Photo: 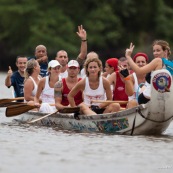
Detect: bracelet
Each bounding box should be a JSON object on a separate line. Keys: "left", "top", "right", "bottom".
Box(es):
{"left": 81, "top": 39, "right": 87, "bottom": 42}
{"left": 124, "top": 76, "right": 131, "bottom": 81}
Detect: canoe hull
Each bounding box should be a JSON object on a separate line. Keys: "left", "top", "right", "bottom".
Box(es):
{"left": 13, "top": 69, "right": 173, "bottom": 135}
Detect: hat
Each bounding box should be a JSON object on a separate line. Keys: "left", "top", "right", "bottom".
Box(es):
{"left": 68, "top": 60, "right": 79, "bottom": 67}
{"left": 48, "top": 60, "right": 61, "bottom": 68}
{"left": 106, "top": 58, "right": 118, "bottom": 71}
{"left": 133, "top": 53, "right": 149, "bottom": 62}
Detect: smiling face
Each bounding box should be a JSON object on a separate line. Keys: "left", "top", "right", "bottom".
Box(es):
{"left": 135, "top": 56, "right": 147, "bottom": 67}
{"left": 153, "top": 44, "right": 167, "bottom": 59}
{"left": 49, "top": 65, "right": 61, "bottom": 76}
{"left": 16, "top": 57, "right": 27, "bottom": 73}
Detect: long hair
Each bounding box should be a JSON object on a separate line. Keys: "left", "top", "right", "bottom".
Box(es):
{"left": 84, "top": 57, "right": 102, "bottom": 77}
{"left": 25, "top": 59, "right": 38, "bottom": 80}
{"left": 153, "top": 40, "right": 171, "bottom": 57}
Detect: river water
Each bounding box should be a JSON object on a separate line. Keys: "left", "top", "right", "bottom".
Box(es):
{"left": 0, "top": 72, "right": 173, "bottom": 173}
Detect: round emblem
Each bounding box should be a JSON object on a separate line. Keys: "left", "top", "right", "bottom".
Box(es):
{"left": 152, "top": 72, "right": 171, "bottom": 93}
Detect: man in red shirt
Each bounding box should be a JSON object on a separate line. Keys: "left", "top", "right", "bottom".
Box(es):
{"left": 54, "top": 60, "right": 83, "bottom": 111}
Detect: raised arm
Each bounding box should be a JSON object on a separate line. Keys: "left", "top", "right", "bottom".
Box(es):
{"left": 118, "top": 66, "right": 134, "bottom": 96}
{"left": 125, "top": 43, "right": 162, "bottom": 75}
{"left": 76, "top": 25, "right": 87, "bottom": 66}
{"left": 5, "top": 66, "right": 13, "bottom": 87}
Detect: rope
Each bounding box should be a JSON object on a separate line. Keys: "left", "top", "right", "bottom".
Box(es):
{"left": 137, "top": 108, "right": 173, "bottom": 123}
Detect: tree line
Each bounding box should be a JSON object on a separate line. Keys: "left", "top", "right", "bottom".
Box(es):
{"left": 1, "top": 0, "right": 173, "bottom": 71}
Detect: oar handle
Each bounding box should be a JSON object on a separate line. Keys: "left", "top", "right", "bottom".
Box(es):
{"left": 91, "top": 100, "right": 128, "bottom": 105}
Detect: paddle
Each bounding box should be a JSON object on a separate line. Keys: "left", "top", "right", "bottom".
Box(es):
{"left": 91, "top": 100, "right": 128, "bottom": 105}
{"left": 0, "top": 97, "right": 24, "bottom": 105}
{"left": 0, "top": 101, "right": 23, "bottom": 108}
{"left": 28, "top": 107, "right": 80, "bottom": 123}
{"left": 6, "top": 103, "right": 38, "bottom": 117}
{"left": 6, "top": 103, "right": 81, "bottom": 117}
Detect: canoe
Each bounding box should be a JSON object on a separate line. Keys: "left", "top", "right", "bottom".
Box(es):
{"left": 13, "top": 69, "right": 173, "bottom": 135}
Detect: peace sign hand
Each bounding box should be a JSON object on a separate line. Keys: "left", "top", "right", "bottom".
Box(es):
{"left": 125, "top": 43, "right": 135, "bottom": 58}
{"left": 76, "top": 25, "right": 87, "bottom": 40}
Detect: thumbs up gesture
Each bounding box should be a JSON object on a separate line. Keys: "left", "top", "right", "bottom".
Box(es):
{"left": 7, "top": 66, "right": 13, "bottom": 77}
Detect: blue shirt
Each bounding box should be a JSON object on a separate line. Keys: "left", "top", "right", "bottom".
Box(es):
{"left": 28, "top": 57, "right": 48, "bottom": 77}
{"left": 10, "top": 71, "right": 25, "bottom": 98}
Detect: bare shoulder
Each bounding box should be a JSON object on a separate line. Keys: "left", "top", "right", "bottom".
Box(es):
{"left": 24, "top": 78, "right": 33, "bottom": 87}
{"left": 152, "top": 58, "right": 162, "bottom": 63}
{"left": 102, "top": 76, "right": 110, "bottom": 85}
{"left": 107, "top": 72, "right": 116, "bottom": 83}
{"left": 38, "top": 77, "right": 46, "bottom": 87}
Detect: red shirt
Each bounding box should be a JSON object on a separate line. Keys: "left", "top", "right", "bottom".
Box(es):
{"left": 113, "top": 72, "right": 128, "bottom": 107}
{"left": 61, "top": 78, "right": 83, "bottom": 106}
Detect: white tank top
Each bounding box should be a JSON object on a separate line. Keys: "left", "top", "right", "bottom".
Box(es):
{"left": 29, "top": 76, "right": 41, "bottom": 96}
{"left": 83, "top": 76, "right": 106, "bottom": 106}
{"left": 41, "top": 76, "right": 61, "bottom": 104}
{"left": 128, "top": 73, "right": 144, "bottom": 101}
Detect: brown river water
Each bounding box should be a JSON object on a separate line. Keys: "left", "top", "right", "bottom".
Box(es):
{"left": 0, "top": 72, "right": 173, "bottom": 173}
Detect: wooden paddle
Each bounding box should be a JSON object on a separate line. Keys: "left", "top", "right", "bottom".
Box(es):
{"left": 6, "top": 103, "right": 80, "bottom": 117}
{"left": 28, "top": 107, "right": 80, "bottom": 123}
{"left": 6, "top": 103, "right": 38, "bottom": 117}
{"left": 91, "top": 100, "right": 128, "bottom": 105}
{"left": 0, "top": 97, "right": 24, "bottom": 105}
{"left": 0, "top": 101, "right": 23, "bottom": 108}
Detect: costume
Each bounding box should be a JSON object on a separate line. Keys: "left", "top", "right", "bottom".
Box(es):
{"left": 83, "top": 76, "right": 106, "bottom": 106}
{"left": 9, "top": 71, "right": 24, "bottom": 99}
{"left": 61, "top": 78, "right": 83, "bottom": 106}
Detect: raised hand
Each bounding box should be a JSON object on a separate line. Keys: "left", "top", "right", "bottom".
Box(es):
{"left": 118, "top": 65, "right": 129, "bottom": 78}
{"left": 76, "top": 25, "right": 87, "bottom": 40}
{"left": 7, "top": 66, "right": 13, "bottom": 77}
{"left": 125, "top": 43, "right": 135, "bottom": 58}
{"left": 41, "top": 55, "right": 48, "bottom": 62}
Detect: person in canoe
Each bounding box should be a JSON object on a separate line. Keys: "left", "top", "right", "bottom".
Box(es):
{"left": 24, "top": 59, "right": 42, "bottom": 102}
{"left": 5, "top": 55, "right": 28, "bottom": 101}
{"left": 125, "top": 40, "right": 172, "bottom": 104}
{"left": 34, "top": 60, "right": 62, "bottom": 113}
{"left": 54, "top": 60, "right": 83, "bottom": 111}
{"left": 68, "top": 57, "right": 120, "bottom": 115}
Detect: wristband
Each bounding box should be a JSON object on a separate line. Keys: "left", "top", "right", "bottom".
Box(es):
{"left": 124, "top": 76, "right": 131, "bottom": 81}
{"left": 81, "top": 39, "right": 87, "bottom": 42}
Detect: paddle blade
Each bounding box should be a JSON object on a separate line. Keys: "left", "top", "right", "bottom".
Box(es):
{"left": 0, "top": 97, "right": 24, "bottom": 104}
{"left": 6, "top": 104, "right": 36, "bottom": 117}
{"left": 0, "top": 102, "right": 23, "bottom": 108}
